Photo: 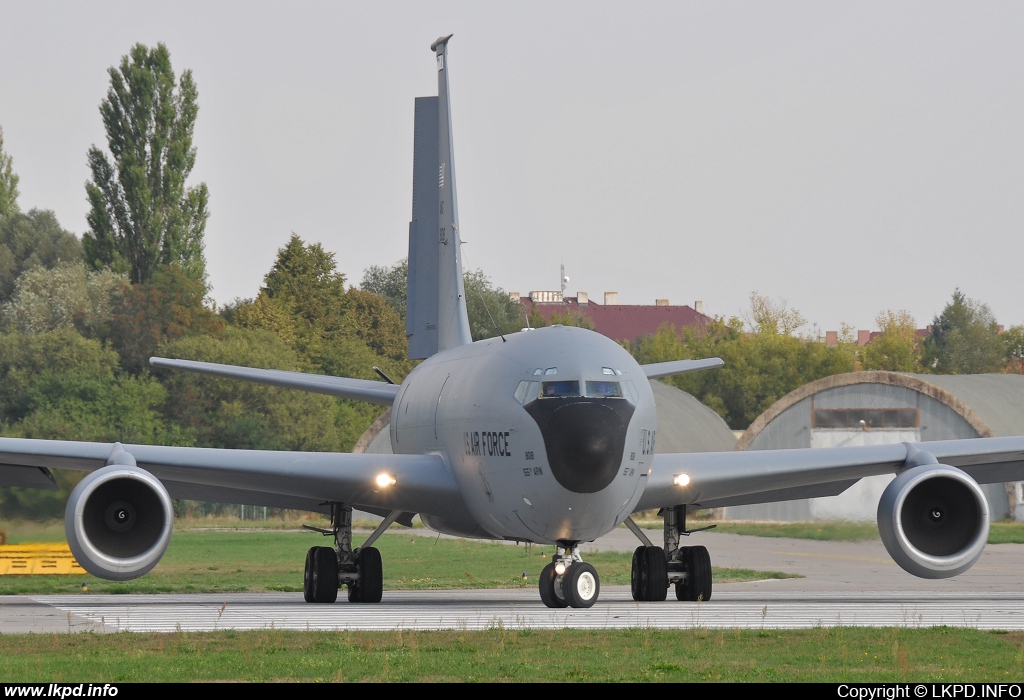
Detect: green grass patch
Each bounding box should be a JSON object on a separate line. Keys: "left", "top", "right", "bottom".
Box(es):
{"left": 0, "top": 627, "right": 1020, "bottom": 682}
{"left": 636, "top": 519, "right": 1024, "bottom": 545}
{"left": 0, "top": 528, "right": 795, "bottom": 595}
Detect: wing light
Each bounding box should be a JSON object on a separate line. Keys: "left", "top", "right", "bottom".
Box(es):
{"left": 375, "top": 473, "right": 397, "bottom": 488}
{"left": 674, "top": 474, "right": 691, "bottom": 487}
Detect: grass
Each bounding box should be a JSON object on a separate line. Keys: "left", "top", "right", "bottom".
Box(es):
{"left": 0, "top": 524, "right": 796, "bottom": 595}
{"left": 632, "top": 517, "right": 1024, "bottom": 544}
{"left": 0, "top": 627, "right": 1021, "bottom": 681}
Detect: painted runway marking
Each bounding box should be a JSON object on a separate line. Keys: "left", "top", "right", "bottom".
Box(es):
{"left": 32, "top": 590, "right": 1024, "bottom": 632}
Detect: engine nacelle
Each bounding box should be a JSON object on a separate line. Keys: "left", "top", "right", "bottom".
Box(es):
{"left": 65, "top": 465, "right": 173, "bottom": 581}
{"left": 877, "top": 464, "right": 989, "bottom": 579}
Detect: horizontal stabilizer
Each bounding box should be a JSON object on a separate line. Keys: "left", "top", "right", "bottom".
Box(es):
{"left": 150, "top": 358, "right": 400, "bottom": 405}
{"left": 642, "top": 357, "right": 724, "bottom": 379}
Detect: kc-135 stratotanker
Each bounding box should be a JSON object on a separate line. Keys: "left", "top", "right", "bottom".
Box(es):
{"left": 3, "top": 36, "right": 1024, "bottom": 607}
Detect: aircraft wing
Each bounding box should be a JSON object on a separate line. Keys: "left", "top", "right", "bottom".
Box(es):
{"left": 637, "top": 436, "right": 1024, "bottom": 511}
{"left": 150, "top": 357, "right": 400, "bottom": 405}
{"left": 642, "top": 358, "right": 724, "bottom": 379}
{"left": 0, "top": 437, "right": 462, "bottom": 518}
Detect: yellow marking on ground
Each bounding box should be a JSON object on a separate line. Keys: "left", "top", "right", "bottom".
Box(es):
{"left": 0, "top": 543, "right": 86, "bottom": 575}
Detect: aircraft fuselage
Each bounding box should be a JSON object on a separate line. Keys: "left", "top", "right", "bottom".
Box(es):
{"left": 391, "top": 325, "right": 656, "bottom": 544}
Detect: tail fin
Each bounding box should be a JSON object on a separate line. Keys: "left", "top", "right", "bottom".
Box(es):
{"left": 406, "top": 34, "right": 472, "bottom": 359}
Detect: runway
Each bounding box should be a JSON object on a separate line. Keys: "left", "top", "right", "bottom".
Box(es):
{"left": 5, "top": 589, "right": 1024, "bottom": 633}
{"left": 3, "top": 531, "right": 1023, "bottom": 633}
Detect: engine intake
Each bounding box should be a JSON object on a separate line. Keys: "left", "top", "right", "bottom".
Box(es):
{"left": 65, "top": 465, "right": 173, "bottom": 581}
{"left": 877, "top": 464, "right": 989, "bottom": 579}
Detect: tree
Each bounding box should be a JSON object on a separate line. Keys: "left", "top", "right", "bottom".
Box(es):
{"left": 630, "top": 315, "right": 856, "bottom": 430}
{"left": 463, "top": 269, "right": 524, "bottom": 341}
{"left": 83, "top": 43, "right": 209, "bottom": 285}
{"left": 360, "top": 258, "right": 526, "bottom": 341}
{"left": 1002, "top": 325, "right": 1024, "bottom": 374}
{"left": 158, "top": 328, "right": 350, "bottom": 451}
{"left": 1, "top": 262, "right": 124, "bottom": 337}
{"left": 361, "top": 259, "right": 408, "bottom": 319}
{"left": 745, "top": 291, "right": 806, "bottom": 336}
{"left": 0, "top": 328, "right": 180, "bottom": 519}
{"left": 0, "top": 126, "right": 19, "bottom": 218}
{"left": 234, "top": 235, "right": 411, "bottom": 372}
{"left": 107, "top": 264, "right": 223, "bottom": 374}
{"left": 922, "top": 290, "right": 1004, "bottom": 374}
{"left": 862, "top": 309, "right": 922, "bottom": 372}
{"left": 0, "top": 209, "right": 83, "bottom": 304}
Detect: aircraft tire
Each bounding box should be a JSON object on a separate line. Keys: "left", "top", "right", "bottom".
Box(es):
{"left": 639, "top": 546, "right": 668, "bottom": 601}
{"left": 676, "top": 545, "right": 712, "bottom": 602}
{"left": 311, "top": 546, "right": 338, "bottom": 603}
{"left": 565, "top": 562, "right": 600, "bottom": 608}
{"left": 350, "top": 547, "right": 383, "bottom": 603}
{"left": 539, "top": 562, "right": 568, "bottom": 608}
{"left": 303, "top": 546, "right": 317, "bottom": 603}
{"left": 630, "top": 546, "right": 645, "bottom": 601}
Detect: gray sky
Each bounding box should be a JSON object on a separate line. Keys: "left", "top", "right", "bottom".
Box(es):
{"left": 1, "top": 1, "right": 1022, "bottom": 335}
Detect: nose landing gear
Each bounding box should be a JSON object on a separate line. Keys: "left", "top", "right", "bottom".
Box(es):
{"left": 538, "top": 544, "right": 600, "bottom": 608}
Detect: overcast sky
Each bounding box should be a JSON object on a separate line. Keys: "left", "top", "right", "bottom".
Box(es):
{"left": 1, "top": 1, "right": 1022, "bottom": 334}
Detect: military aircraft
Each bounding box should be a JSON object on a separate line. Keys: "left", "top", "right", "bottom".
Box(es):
{"left": 3, "top": 35, "right": 1024, "bottom": 609}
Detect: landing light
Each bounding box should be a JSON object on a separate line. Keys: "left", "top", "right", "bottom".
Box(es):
{"left": 375, "top": 473, "right": 397, "bottom": 488}
{"left": 674, "top": 473, "right": 691, "bottom": 487}
{"left": 554, "top": 562, "right": 566, "bottom": 576}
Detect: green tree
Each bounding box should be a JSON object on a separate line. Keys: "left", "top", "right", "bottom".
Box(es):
{"left": 0, "top": 209, "right": 83, "bottom": 304}
{"left": 360, "top": 258, "right": 526, "bottom": 341}
{"left": 107, "top": 265, "right": 223, "bottom": 374}
{"left": 83, "top": 43, "right": 209, "bottom": 285}
{"left": 631, "top": 312, "right": 855, "bottom": 430}
{"left": 745, "top": 291, "right": 806, "bottom": 336}
{"left": 1002, "top": 325, "right": 1024, "bottom": 374}
{"left": 158, "top": 328, "right": 354, "bottom": 451}
{"left": 922, "top": 290, "right": 1005, "bottom": 374}
{"left": 862, "top": 310, "right": 922, "bottom": 372}
{"left": 0, "top": 126, "right": 19, "bottom": 218}
{"left": 548, "top": 306, "right": 596, "bottom": 331}
{"left": 464, "top": 269, "right": 524, "bottom": 341}
{"left": 1, "top": 262, "right": 125, "bottom": 337}
{"left": 0, "top": 328, "right": 180, "bottom": 519}
{"left": 361, "top": 259, "right": 408, "bottom": 318}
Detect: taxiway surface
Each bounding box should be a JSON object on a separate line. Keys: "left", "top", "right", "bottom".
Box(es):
{"left": 3, "top": 531, "right": 1022, "bottom": 633}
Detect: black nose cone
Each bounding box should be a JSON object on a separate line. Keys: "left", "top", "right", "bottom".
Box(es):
{"left": 525, "top": 398, "right": 635, "bottom": 493}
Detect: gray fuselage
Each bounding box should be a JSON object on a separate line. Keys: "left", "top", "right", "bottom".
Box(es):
{"left": 390, "top": 325, "right": 657, "bottom": 544}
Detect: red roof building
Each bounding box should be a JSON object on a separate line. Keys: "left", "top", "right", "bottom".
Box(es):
{"left": 514, "top": 290, "right": 712, "bottom": 343}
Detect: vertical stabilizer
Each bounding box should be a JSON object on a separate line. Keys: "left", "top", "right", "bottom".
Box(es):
{"left": 407, "top": 35, "right": 472, "bottom": 359}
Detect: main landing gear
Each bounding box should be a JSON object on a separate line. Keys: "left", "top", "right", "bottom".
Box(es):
{"left": 538, "top": 543, "right": 600, "bottom": 608}
{"left": 626, "top": 505, "right": 713, "bottom": 602}
{"left": 303, "top": 503, "right": 398, "bottom": 604}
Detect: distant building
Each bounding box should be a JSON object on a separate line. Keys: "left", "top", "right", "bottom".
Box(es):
{"left": 512, "top": 290, "right": 712, "bottom": 343}
{"left": 727, "top": 371, "right": 1024, "bottom": 522}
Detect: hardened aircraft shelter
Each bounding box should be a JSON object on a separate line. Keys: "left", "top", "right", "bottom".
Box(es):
{"left": 726, "top": 372, "right": 1024, "bottom": 522}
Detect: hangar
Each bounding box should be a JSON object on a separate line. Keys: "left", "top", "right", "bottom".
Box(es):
{"left": 726, "top": 371, "right": 1024, "bottom": 522}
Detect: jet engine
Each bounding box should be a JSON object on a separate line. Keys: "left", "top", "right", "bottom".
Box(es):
{"left": 65, "top": 464, "right": 173, "bottom": 581}
{"left": 877, "top": 464, "right": 989, "bottom": 579}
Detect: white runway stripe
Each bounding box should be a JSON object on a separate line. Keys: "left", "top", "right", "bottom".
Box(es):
{"left": 34, "top": 589, "right": 1024, "bottom": 633}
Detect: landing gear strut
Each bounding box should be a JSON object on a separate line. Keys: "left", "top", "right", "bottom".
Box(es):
{"left": 627, "top": 505, "right": 713, "bottom": 602}
{"left": 303, "top": 503, "right": 398, "bottom": 604}
{"left": 538, "top": 543, "right": 600, "bottom": 608}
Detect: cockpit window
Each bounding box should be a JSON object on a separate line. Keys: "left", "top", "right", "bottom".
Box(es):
{"left": 543, "top": 367, "right": 558, "bottom": 376}
{"left": 585, "top": 380, "right": 622, "bottom": 398}
{"left": 541, "top": 380, "right": 580, "bottom": 398}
